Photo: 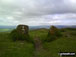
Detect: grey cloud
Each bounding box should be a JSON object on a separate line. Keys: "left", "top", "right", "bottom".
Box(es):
{"left": 1, "top": 0, "right": 76, "bottom": 16}
{"left": 0, "top": 0, "right": 76, "bottom": 26}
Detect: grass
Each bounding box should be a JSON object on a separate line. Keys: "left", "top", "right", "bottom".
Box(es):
{"left": 0, "top": 32, "right": 34, "bottom": 57}
{"left": 29, "top": 28, "right": 48, "bottom": 42}
{"left": 0, "top": 28, "right": 76, "bottom": 57}
{"left": 0, "top": 29, "right": 13, "bottom": 32}
{"left": 41, "top": 37, "right": 76, "bottom": 57}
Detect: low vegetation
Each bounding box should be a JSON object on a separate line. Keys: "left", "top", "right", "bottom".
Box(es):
{"left": 10, "top": 29, "right": 30, "bottom": 41}
{"left": 0, "top": 26, "right": 76, "bottom": 57}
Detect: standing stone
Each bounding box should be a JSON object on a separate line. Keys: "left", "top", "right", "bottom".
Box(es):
{"left": 16, "top": 25, "right": 29, "bottom": 34}
{"left": 46, "top": 26, "right": 62, "bottom": 42}
{"left": 10, "top": 24, "right": 30, "bottom": 41}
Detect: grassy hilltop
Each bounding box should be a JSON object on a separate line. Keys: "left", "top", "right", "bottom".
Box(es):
{"left": 0, "top": 28, "right": 76, "bottom": 57}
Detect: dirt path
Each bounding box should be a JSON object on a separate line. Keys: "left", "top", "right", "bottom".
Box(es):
{"left": 33, "top": 35, "right": 43, "bottom": 57}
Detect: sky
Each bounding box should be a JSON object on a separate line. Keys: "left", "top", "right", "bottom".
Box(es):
{"left": 0, "top": 0, "right": 76, "bottom": 26}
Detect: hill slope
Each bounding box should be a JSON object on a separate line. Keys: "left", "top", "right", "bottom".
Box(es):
{"left": 0, "top": 28, "right": 76, "bottom": 57}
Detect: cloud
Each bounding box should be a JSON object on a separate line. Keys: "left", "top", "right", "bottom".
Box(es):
{"left": 0, "top": 0, "right": 76, "bottom": 26}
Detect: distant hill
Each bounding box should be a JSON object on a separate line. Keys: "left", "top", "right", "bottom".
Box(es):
{"left": 29, "top": 25, "right": 76, "bottom": 30}
{"left": 0, "top": 29, "right": 13, "bottom": 32}
{"left": 0, "top": 25, "right": 76, "bottom": 30}
{"left": 0, "top": 26, "right": 16, "bottom": 29}
{"left": 55, "top": 25, "right": 76, "bottom": 28}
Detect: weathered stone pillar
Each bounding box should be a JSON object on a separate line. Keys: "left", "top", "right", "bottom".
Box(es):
{"left": 16, "top": 25, "right": 29, "bottom": 34}
{"left": 46, "top": 26, "right": 62, "bottom": 42}
{"left": 10, "top": 24, "right": 30, "bottom": 41}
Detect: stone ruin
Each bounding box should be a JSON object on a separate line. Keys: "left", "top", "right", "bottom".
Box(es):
{"left": 10, "top": 24, "right": 30, "bottom": 41}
